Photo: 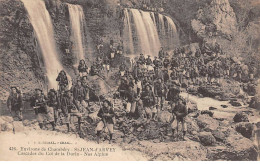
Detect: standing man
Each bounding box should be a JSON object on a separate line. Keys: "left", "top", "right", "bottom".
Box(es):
{"left": 141, "top": 85, "right": 155, "bottom": 122}
{"left": 154, "top": 78, "right": 167, "bottom": 114}
{"left": 60, "top": 90, "right": 83, "bottom": 133}
{"left": 7, "top": 86, "right": 23, "bottom": 121}
{"left": 31, "top": 89, "right": 56, "bottom": 130}
{"left": 78, "top": 59, "right": 88, "bottom": 77}
{"left": 56, "top": 70, "right": 69, "bottom": 91}
{"left": 96, "top": 99, "right": 115, "bottom": 144}
{"left": 47, "top": 89, "right": 60, "bottom": 124}
{"left": 171, "top": 97, "right": 188, "bottom": 140}
{"left": 72, "top": 80, "right": 87, "bottom": 113}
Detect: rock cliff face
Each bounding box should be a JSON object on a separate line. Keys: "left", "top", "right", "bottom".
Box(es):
{"left": 191, "top": 0, "right": 237, "bottom": 39}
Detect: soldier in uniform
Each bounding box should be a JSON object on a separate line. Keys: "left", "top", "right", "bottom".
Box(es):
{"left": 140, "top": 84, "right": 155, "bottom": 122}
{"left": 60, "top": 90, "right": 83, "bottom": 132}
{"left": 78, "top": 59, "right": 88, "bottom": 77}
{"left": 56, "top": 70, "right": 69, "bottom": 91}
{"left": 158, "top": 47, "right": 165, "bottom": 59}
{"left": 96, "top": 99, "right": 115, "bottom": 144}
{"left": 47, "top": 89, "right": 60, "bottom": 124}
{"left": 154, "top": 78, "right": 167, "bottom": 114}
{"left": 72, "top": 80, "right": 88, "bottom": 113}
{"left": 31, "top": 89, "right": 55, "bottom": 130}
{"left": 7, "top": 86, "right": 23, "bottom": 121}
{"left": 171, "top": 97, "right": 188, "bottom": 140}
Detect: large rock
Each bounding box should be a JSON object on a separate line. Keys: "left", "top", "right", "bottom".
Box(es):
{"left": 198, "top": 132, "right": 216, "bottom": 146}
{"left": 196, "top": 115, "right": 219, "bottom": 132}
{"left": 233, "top": 112, "right": 249, "bottom": 123}
{"left": 224, "top": 133, "right": 258, "bottom": 160}
{"left": 212, "top": 130, "right": 226, "bottom": 142}
{"left": 235, "top": 122, "right": 254, "bottom": 139}
{"left": 134, "top": 140, "right": 208, "bottom": 161}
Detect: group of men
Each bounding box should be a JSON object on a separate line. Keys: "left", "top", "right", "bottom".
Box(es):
{"left": 6, "top": 43, "right": 257, "bottom": 143}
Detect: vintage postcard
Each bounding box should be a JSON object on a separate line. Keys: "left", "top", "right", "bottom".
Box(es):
{"left": 0, "top": 0, "right": 259, "bottom": 161}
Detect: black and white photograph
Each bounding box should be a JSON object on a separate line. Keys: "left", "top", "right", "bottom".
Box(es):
{"left": 0, "top": 0, "right": 259, "bottom": 161}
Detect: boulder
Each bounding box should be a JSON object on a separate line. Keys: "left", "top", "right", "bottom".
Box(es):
{"left": 212, "top": 130, "right": 226, "bottom": 142}
{"left": 158, "top": 111, "right": 173, "bottom": 124}
{"left": 220, "top": 105, "right": 228, "bottom": 108}
{"left": 209, "top": 107, "right": 217, "bottom": 110}
{"left": 233, "top": 112, "right": 249, "bottom": 123}
{"left": 224, "top": 133, "right": 258, "bottom": 160}
{"left": 230, "top": 100, "right": 242, "bottom": 107}
{"left": 235, "top": 122, "right": 254, "bottom": 139}
{"left": 201, "top": 110, "right": 214, "bottom": 117}
{"left": 198, "top": 132, "right": 216, "bottom": 146}
{"left": 186, "top": 116, "right": 200, "bottom": 134}
{"left": 196, "top": 115, "right": 219, "bottom": 132}
{"left": 187, "top": 101, "right": 198, "bottom": 113}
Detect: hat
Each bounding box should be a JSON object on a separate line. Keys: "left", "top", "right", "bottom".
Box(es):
{"left": 35, "top": 88, "right": 42, "bottom": 92}
{"left": 10, "top": 86, "right": 17, "bottom": 90}
{"left": 103, "top": 99, "right": 112, "bottom": 106}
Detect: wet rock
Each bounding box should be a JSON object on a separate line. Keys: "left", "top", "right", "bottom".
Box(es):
{"left": 158, "top": 111, "right": 173, "bottom": 124}
{"left": 196, "top": 115, "right": 219, "bottom": 132}
{"left": 230, "top": 100, "right": 242, "bottom": 107}
{"left": 186, "top": 116, "right": 200, "bottom": 134}
{"left": 233, "top": 112, "right": 249, "bottom": 123}
{"left": 235, "top": 122, "right": 254, "bottom": 139}
{"left": 220, "top": 105, "right": 228, "bottom": 108}
{"left": 209, "top": 107, "right": 217, "bottom": 110}
{"left": 200, "top": 110, "right": 214, "bottom": 117}
{"left": 224, "top": 133, "right": 258, "bottom": 160}
{"left": 187, "top": 101, "right": 198, "bottom": 113}
{"left": 136, "top": 140, "right": 208, "bottom": 161}
{"left": 198, "top": 132, "right": 216, "bottom": 146}
{"left": 212, "top": 130, "right": 226, "bottom": 142}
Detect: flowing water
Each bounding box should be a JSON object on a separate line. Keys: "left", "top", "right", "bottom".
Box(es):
{"left": 123, "top": 8, "right": 179, "bottom": 57}
{"left": 21, "top": 0, "right": 65, "bottom": 89}
{"left": 67, "top": 4, "right": 85, "bottom": 63}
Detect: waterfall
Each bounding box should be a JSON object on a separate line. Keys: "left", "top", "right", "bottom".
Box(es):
{"left": 67, "top": 4, "right": 85, "bottom": 63}
{"left": 140, "top": 11, "right": 161, "bottom": 56}
{"left": 123, "top": 9, "right": 134, "bottom": 54}
{"left": 165, "top": 15, "right": 179, "bottom": 50}
{"left": 130, "top": 9, "right": 152, "bottom": 56}
{"left": 123, "top": 8, "right": 179, "bottom": 57}
{"left": 21, "top": 0, "right": 65, "bottom": 89}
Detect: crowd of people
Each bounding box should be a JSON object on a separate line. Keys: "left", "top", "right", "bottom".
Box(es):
{"left": 6, "top": 41, "right": 258, "bottom": 143}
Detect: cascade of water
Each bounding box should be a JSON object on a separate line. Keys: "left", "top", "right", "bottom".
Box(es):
{"left": 124, "top": 8, "right": 179, "bottom": 56}
{"left": 130, "top": 9, "right": 152, "bottom": 56}
{"left": 21, "top": 0, "right": 65, "bottom": 89}
{"left": 123, "top": 8, "right": 134, "bottom": 55}
{"left": 165, "top": 15, "right": 179, "bottom": 49}
{"left": 140, "top": 10, "right": 161, "bottom": 56}
{"left": 67, "top": 4, "right": 85, "bottom": 63}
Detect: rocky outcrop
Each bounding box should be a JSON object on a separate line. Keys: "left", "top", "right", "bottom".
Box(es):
{"left": 198, "top": 132, "right": 216, "bottom": 146}
{"left": 233, "top": 112, "right": 249, "bottom": 123}
{"left": 192, "top": 0, "right": 237, "bottom": 39}
{"left": 196, "top": 114, "right": 219, "bottom": 132}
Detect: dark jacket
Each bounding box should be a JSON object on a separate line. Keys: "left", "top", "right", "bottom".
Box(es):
{"left": 56, "top": 73, "right": 68, "bottom": 86}
{"left": 7, "top": 93, "right": 23, "bottom": 111}
{"left": 72, "top": 85, "right": 87, "bottom": 102}
{"left": 173, "top": 102, "right": 188, "bottom": 120}
{"left": 30, "top": 94, "right": 48, "bottom": 114}
{"left": 97, "top": 106, "right": 115, "bottom": 124}
{"left": 141, "top": 90, "right": 155, "bottom": 107}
